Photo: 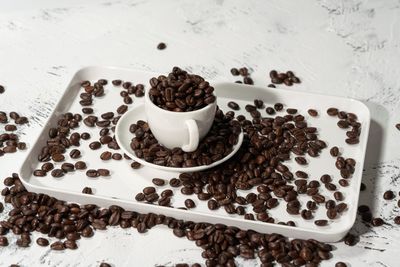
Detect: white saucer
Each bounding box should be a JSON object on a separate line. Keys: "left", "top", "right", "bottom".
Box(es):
{"left": 115, "top": 104, "right": 244, "bottom": 172}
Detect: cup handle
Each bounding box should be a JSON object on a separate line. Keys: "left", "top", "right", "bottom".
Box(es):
{"left": 182, "top": 119, "right": 199, "bottom": 152}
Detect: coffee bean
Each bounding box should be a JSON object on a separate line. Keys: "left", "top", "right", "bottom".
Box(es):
{"left": 157, "top": 42, "right": 166, "bottom": 50}
{"left": 135, "top": 193, "right": 145, "bottom": 201}
{"left": 86, "top": 169, "right": 99, "bottom": 178}
{"left": 99, "top": 263, "right": 112, "bottom": 267}
{"left": 335, "top": 262, "right": 347, "bottom": 267}
{"left": 50, "top": 241, "right": 65, "bottom": 250}
{"left": 100, "top": 151, "right": 112, "bottom": 160}
{"left": 394, "top": 216, "right": 400, "bottom": 225}
{"left": 89, "top": 141, "right": 101, "bottom": 150}
{"left": 307, "top": 109, "right": 318, "bottom": 117}
{"left": 314, "top": 219, "right": 328, "bottom": 226}
{"left": 327, "top": 108, "right": 339, "bottom": 116}
{"left": 33, "top": 170, "right": 46, "bottom": 177}
{"left": 0, "top": 236, "right": 8, "bottom": 246}
{"left": 286, "top": 108, "right": 297, "bottom": 114}
{"left": 184, "top": 199, "right": 196, "bottom": 209}
{"left": 51, "top": 169, "right": 64, "bottom": 178}
{"left": 143, "top": 186, "right": 156, "bottom": 195}
{"left": 383, "top": 190, "right": 394, "bottom": 200}
{"left": 152, "top": 178, "right": 165, "bottom": 186}
{"left": 82, "top": 187, "right": 93, "bottom": 194}
{"left": 330, "top": 146, "right": 339, "bottom": 157}
{"left": 295, "top": 157, "right": 307, "bottom": 165}
{"left": 36, "top": 237, "right": 49, "bottom": 247}
{"left": 227, "top": 101, "right": 240, "bottom": 110}
{"left": 75, "top": 161, "right": 87, "bottom": 170}
{"left": 81, "top": 132, "right": 91, "bottom": 140}
{"left": 52, "top": 153, "right": 65, "bottom": 162}
{"left": 97, "top": 169, "right": 110, "bottom": 176}
{"left": 61, "top": 163, "right": 75, "bottom": 172}
{"left": 64, "top": 240, "right": 78, "bottom": 250}
{"left": 208, "top": 199, "right": 218, "bottom": 210}
{"left": 371, "top": 217, "right": 384, "bottom": 227}
{"left": 345, "top": 137, "right": 359, "bottom": 145}
{"left": 0, "top": 85, "right": 4, "bottom": 94}
{"left": 41, "top": 162, "right": 54, "bottom": 172}
{"left": 130, "top": 161, "right": 141, "bottom": 169}
{"left": 344, "top": 233, "right": 357, "bottom": 246}
{"left": 274, "top": 103, "right": 283, "bottom": 111}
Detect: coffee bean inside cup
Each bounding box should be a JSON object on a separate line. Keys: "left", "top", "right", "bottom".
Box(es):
{"left": 148, "top": 67, "right": 216, "bottom": 112}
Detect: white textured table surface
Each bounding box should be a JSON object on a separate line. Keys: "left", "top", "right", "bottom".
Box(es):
{"left": 0, "top": 0, "right": 400, "bottom": 266}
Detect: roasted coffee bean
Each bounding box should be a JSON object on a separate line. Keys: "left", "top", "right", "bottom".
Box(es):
{"left": 81, "top": 132, "right": 91, "bottom": 140}
{"left": 334, "top": 191, "right": 344, "bottom": 201}
{"left": 33, "top": 170, "right": 46, "bottom": 177}
{"left": 383, "top": 190, "right": 395, "bottom": 200}
{"left": 274, "top": 103, "right": 283, "bottom": 111}
{"left": 307, "top": 109, "right": 318, "bottom": 117}
{"left": 86, "top": 169, "right": 99, "bottom": 178}
{"left": 344, "top": 233, "right": 357, "bottom": 246}
{"left": 82, "top": 187, "right": 93, "bottom": 194}
{"left": 36, "top": 237, "right": 49, "bottom": 247}
{"left": 345, "top": 138, "right": 359, "bottom": 145}
{"left": 335, "top": 262, "right": 347, "bottom": 267}
{"left": 75, "top": 161, "right": 87, "bottom": 170}
{"left": 0, "top": 85, "right": 4, "bottom": 94}
{"left": 52, "top": 153, "right": 65, "bottom": 162}
{"left": 157, "top": 42, "right": 166, "bottom": 50}
{"left": 51, "top": 169, "right": 64, "bottom": 178}
{"left": 184, "top": 199, "right": 196, "bottom": 209}
{"left": 111, "top": 153, "right": 122, "bottom": 160}
{"left": 330, "top": 146, "right": 339, "bottom": 157}
{"left": 0, "top": 236, "right": 8, "bottom": 246}
{"left": 286, "top": 108, "right": 297, "bottom": 114}
{"left": 339, "top": 179, "right": 349, "bottom": 187}
{"left": 394, "top": 216, "right": 400, "bottom": 225}
{"left": 327, "top": 208, "right": 337, "bottom": 219}
{"left": 89, "top": 141, "right": 101, "bottom": 150}
{"left": 152, "top": 178, "right": 165, "bottom": 186}
{"left": 99, "top": 263, "right": 112, "bottom": 267}
{"left": 135, "top": 193, "right": 145, "bottom": 202}
{"left": 97, "top": 169, "right": 110, "bottom": 176}
{"left": 295, "top": 171, "right": 308, "bottom": 179}
{"left": 227, "top": 101, "right": 240, "bottom": 110}
{"left": 61, "top": 163, "right": 75, "bottom": 172}
{"left": 100, "top": 151, "right": 112, "bottom": 160}
{"left": 314, "top": 219, "right": 328, "bottom": 226}
{"left": 50, "top": 241, "right": 65, "bottom": 250}
{"left": 371, "top": 217, "right": 384, "bottom": 227}
{"left": 143, "top": 186, "right": 156, "bottom": 195}
{"left": 295, "top": 157, "right": 307, "bottom": 165}
{"left": 130, "top": 161, "right": 141, "bottom": 169}
{"left": 327, "top": 108, "right": 339, "bottom": 116}
{"left": 208, "top": 199, "right": 218, "bottom": 210}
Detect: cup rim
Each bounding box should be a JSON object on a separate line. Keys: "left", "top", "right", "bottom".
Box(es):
{"left": 145, "top": 88, "right": 217, "bottom": 115}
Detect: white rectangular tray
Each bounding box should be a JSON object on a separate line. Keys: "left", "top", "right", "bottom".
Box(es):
{"left": 19, "top": 66, "right": 370, "bottom": 242}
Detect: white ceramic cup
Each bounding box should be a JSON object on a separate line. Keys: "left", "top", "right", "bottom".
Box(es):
{"left": 144, "top": 89, "right": 217, "bottom": 152}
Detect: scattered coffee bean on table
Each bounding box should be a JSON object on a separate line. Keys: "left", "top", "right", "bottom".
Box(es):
{"left": 308, "top": 109, "right": 318, "bottom": 117}
{"left": 36, "top": 237, "right": 49, "bottom": 247}
{"left": 269, "top": 70, "right": 300, "bottom": 85}
{"left": 0, "top": 85, "right": 5, "bottom": 94}
{"left": 383, "top": 190, "right": 395, "bottom": 200}
{"left": 152, "top": 178, "right": 165, "bottom": 186}
{"left": 157, "top": 42, "right": 166, "bottom": 50}
{"left": 335, "top": 262, "right": 347, "bottom": 267}
{"left": 149, "top": 67, "right": 216, "bottom": 112}
{"left": 396, "top": 123, "right": 400, "bottom": 131}
{"left": 227, "top": 101, "right": 240, "bottom": 110}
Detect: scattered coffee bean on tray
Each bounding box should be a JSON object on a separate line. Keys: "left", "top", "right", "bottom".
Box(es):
{"left": 330, "top": 146, "right": 339, "bottom": 157}
{"left": 36, "top": 237, "right": 49, "bottom": 247}
{"left": 149, "top": 67, "right": 215, "bottom": 112}
{"left": 396, "top": 123, "right": 400, "bottom": 131}
{"left": 184, "top": 199, "right": 196, "bottom": 209}
{"left": 157, "top": 42, "right": 166, "bottom": 50}
{"left": 308, "top": 109, "right": 318, "bottom": 117}
{"left": 227, "top": 101, "right": 240, "bottom": 110}
{"left": 82, "top": 187, "right": 93, "bottom": 194}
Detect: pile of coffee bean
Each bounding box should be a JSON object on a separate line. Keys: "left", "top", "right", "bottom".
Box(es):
{"left": 269, "top": 70, "right": 301, "bottom": 86}
{"left": 0, "top": 110, "right": 28, "bottom": 156}
{"left": 0, "top": 173, "right": 334, "bottom": 266}
{"left": 230, "top": 67, "right": 254, "bottom": 85}
{"left": 148, "top": 67, "right": 216, "bottom": 112}
{"left": 327, "top": 108, "right": 361, "bottom": 145}
{"left": 129, "top": 108, "right": 240, "bottom": 167}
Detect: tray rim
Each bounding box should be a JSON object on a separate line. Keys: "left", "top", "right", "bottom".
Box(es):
{"left": 18, "top": 66, "right": 371, "bottom": 242}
